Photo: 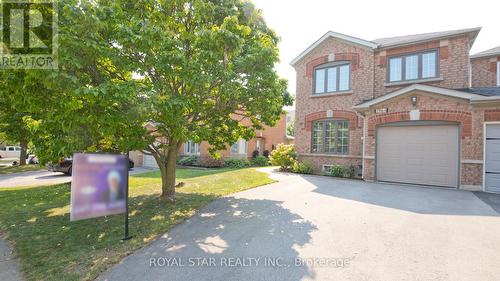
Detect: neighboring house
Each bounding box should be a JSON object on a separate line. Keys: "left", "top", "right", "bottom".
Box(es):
{"left": 131, "top": 114, "right": 289, "bottom": 168}
{"left": 291, "top": 27, "right": 500, "bottom": 193}
{"left": 470, "top": 45, "right": 500, "bottom": 88}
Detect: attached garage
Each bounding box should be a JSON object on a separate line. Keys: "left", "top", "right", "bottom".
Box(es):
{"left": 485, "top": 124, "right": 500, "bottom": 193}
{"left": 376, "top": 122, "right": 460, "bottom": 188}
{"left": 143, "top": 155, "right": 159, "bottom": 169}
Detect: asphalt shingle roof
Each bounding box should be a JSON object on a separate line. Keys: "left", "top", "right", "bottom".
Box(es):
{"left": 372, "top": 27, "right": 481, "bottom": 48}
{"left": 470, "top": 46, "right": 500, "bottom": 59}
{"left": 456, "top": 87, "right": 500, "bottom": 96}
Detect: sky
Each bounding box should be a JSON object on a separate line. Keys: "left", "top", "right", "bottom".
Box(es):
{"left": 251, "top": 0, "right": 500, "bottom": 100}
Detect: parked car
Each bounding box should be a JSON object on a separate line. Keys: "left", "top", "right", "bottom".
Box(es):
{"left": 0, "top": 146, "right": 22, "bottom": 158}
{"left": 48, "top": 157, "right": 135, "bottom": 175}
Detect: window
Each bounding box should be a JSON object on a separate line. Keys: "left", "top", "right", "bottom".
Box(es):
{"left": 387, "top": 50, "right": 438, "bottom": 82}
{"left": 311, "top": 120, "right": 349, "bottom": 154}
{"left": 497, "top": 61, "right": 500, "bottom": 86}
{"left": 314, "top": 63, "right": 351, "bottom": 94}
{"left": 184, "top": 141, "right": 200, "bottom": 155}
{"left": 231, "top": 139, "right": 247, "bottom": 154}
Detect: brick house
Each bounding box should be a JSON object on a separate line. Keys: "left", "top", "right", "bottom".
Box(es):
{"left": 291, "top": 27, "right": 500, "bottom": 193}
{"left": 131, "top": 114, "right": 290, "bottom": 168}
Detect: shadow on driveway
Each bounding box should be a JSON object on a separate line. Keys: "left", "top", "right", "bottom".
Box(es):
{"left": 101, "top": 196, "right": 317, "bottom": 281}
{"left": 299, "top": 175, "right": 500, "bottom": 217}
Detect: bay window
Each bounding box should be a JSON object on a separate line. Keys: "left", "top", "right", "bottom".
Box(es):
{"left": 312, "top": 120, "right": 349, "bottom": 154}
{"left": 314, "top": 63, "right": 351, "bottom": 94}
{"left": 387, "top": 50, "right": 439, "bottom": 82}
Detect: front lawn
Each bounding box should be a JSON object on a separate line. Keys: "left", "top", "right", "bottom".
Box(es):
{"left": 0, "top": 164, "right": 44, "bottom": 174}
{"left": 0, "top": 167, "right": 274, "bottom": 281}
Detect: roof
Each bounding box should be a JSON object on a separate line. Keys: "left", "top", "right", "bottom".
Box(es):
{"left": 456, "top": 87, "right": 500, "bottom": 96}
{"left": 290, "top": 31, "right": 378, "bottom": 66}
{"left": 372, "top": 27, "right": 481, "bottom": 48}
{"left": 353, "top": 84, "right": 480, "bottom": 110}
{"left": 290, "top": 27, "right": 482, "bottom": 66}
{"left": 470, "top": 45, "right": 500, "bottom": 59}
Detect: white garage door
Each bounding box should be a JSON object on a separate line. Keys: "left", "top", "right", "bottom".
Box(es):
{"left": 485, "top": 124, "right": 500, "bottom": 193}
{"left": 377, "top": 124, "right": 459, "bottom": 188}
{"left": 143, "top": 155, "right": 158, "bottom": 169}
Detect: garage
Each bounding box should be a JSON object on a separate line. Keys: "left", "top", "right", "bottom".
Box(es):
{"left": 485, "top": 124, "right": 500, "bottom": 193}
{"left": 376, "top": 122, "right": 459, "bottom": 188}
{"left": 143, "top": 154, "right": 159, "bottom": 169}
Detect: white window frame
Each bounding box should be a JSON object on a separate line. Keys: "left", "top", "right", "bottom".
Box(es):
{"left": 184, "top": 141, "right": 200, "bottom": 155}
{"left": 231, "top": 139, "right": 247, "bottom": 155}
{"left": 497, "top": 61, "right": 500, "bottom": 87}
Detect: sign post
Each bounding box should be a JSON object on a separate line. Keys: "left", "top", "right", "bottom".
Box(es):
{"left": 122, "top": 160, "right": 132, "bottom": 241}
{"left": 70, "top": 153, "right": 132, "bottom": 241}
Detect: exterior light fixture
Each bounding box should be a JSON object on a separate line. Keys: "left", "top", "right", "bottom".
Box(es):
{"left": 411, "top": 96, "right": 417, "bottom": 106}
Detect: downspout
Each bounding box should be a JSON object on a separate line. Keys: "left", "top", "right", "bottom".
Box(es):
{"left": 357, "top": 111, "right": 366, "bottom": 179}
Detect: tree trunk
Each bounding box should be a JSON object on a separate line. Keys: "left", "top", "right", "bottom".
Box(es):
{"left": 19, "top": 140, "right": 28, "bottom": 166}
{"left": 160, "top": 146, "right": 178, "bottom": 199}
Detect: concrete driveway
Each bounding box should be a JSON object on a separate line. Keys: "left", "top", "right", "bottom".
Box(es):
{"left": 100, "top": 172, "right": 500, "bottom": 281}
{"left": 0, "top": 167, "right": 157, "bottom": 188}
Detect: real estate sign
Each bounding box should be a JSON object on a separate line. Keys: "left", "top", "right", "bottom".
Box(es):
{"left": 70, "top": 153, "right": 128, "bottom": 221}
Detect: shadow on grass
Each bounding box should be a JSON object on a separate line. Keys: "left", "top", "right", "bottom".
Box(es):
{"left": 0, "top": 183, "right": 221, "bottom": 281}
{"left": 133, "top": 167, "right": 237, "bottom": 180}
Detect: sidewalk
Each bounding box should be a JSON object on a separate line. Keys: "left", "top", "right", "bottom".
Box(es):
{"left": 0, "top": 236, "right": 23, "bottom": 281}
{"left": 0, "top": 167, "right": 158, "bottom": 188}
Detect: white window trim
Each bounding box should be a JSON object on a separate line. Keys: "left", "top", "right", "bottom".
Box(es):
{"left": 231, "top": 139, "right": 247, "bottom": 155}
{"left": 497, "top": 61, "right": 500, "bottom": 87}
{"left": 184, "top": 141, "right": 200, "bottom": 155}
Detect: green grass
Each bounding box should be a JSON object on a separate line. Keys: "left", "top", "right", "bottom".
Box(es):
{"left": 0, "top": 164, "right": 44, "bottom": 174}
{"left": 0, "top": 167, "right": 274, "bottom": 281}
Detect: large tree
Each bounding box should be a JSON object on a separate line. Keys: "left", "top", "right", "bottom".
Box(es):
{"left": 0, "top": 71, "right": 40, "bottom": 165}
{"left": 5, "top": 0, "right": 290, "bottom": 199}
{"left": 98, "top": 0, "right": 291, "bottom": 198}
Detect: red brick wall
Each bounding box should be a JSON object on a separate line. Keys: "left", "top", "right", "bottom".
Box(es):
{"left": 374, "top": 36, "right": 471, "bottom": 97}
{"left": 178, "top": 114, "right": 287, "bottom": 160}
{"left": 471, "top": 56, "right": 499, "bottom": 88}
{"left": 294, "top": 37, "right": 374, "bottom": 172}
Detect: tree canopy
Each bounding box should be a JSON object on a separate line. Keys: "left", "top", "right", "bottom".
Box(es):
{"left": 1, "top": 0, "right": 291, "bottom": 198}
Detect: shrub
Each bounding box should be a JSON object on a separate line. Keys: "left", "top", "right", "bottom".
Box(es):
{"left": 262, "top": 150, "right": 270, "bottom": 158}
{"left": 269, "top": 144, "right": 297, "bottom": 171}
{"left": 252, "top": 150, "right": 260, "bottom": 159}
{"left": 197, "top": 156, "right": 224, "bottom": 168}
{"left": 252, "top": 155, "right": 269, "bottom": 167}
{"left": 327, "top": 164, "right": 357, "bottom": 178}
{"left": 292, "top": 161, "right": 314, "bottom": 174}
{"left": 177, "top": 155, "right": 199, "bottom": 166}
{"left": 344, "top": 165, "right": 357, "bottom": 178}
{"left": 328, "top": 165, "right": 344, "bottom": 177}
{"left": 224, "top": 158, "right": 251, "bottom": 168}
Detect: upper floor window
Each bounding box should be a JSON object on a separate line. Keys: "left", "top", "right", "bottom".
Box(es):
{"left": 387, "top": 50, "right": 438, "bottom": 83}
{"left": 314, "top": 62, "right": 351, "bottom": 94}
{"left": 312, "top": 120, "right": 349, "bottom": 154}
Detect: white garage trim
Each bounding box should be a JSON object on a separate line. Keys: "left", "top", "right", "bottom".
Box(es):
{"left": 375, "top": 121, "right": 461, "bottom": 188}
{"left": 483, "top": 122, "right": 500, "bottom": 193}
